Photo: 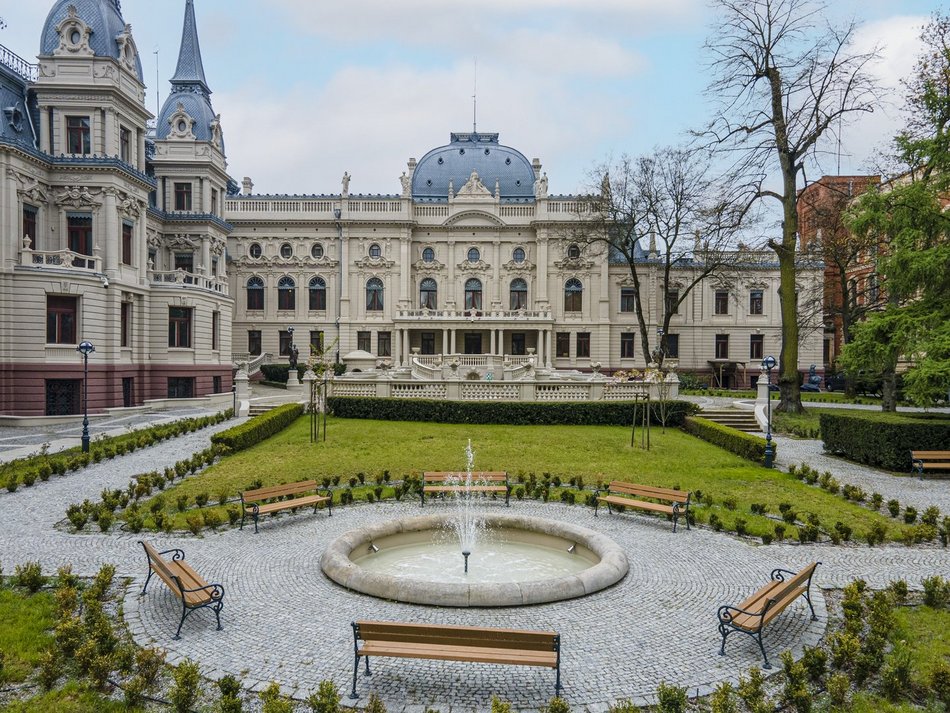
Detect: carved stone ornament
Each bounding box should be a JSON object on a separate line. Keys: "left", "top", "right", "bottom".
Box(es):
{"left": 455, "top": 171, "right": 493, "bottom": 199}
{"left": 354, "top": 255, "right": 394, "bottom": 270}
{"left": 456, "top": 259, "right": 492, "bottom": 273}
{"left": 412, "top": 258, "right": 445, "bottom": 273}
{"left": 54, "top": 185, "right": 102, "bottom": 209}
{"left": 4, "top": 103, "right": 24, "bottom": 133}
{"left": 614, "top": 275, "right": 638, "bottom": 287}
{"left": 210, "top": 240, "right": 226, "bottom": 257}
{"left": 503, "top": 258, "right": 536, "bottom": 273}
{"left": 167, "top": 103, "right": 196, "bottom": 140}
{"left": 8, "top": 169, "right": 49, "bottom": 204}
{"left": 54, "top": 6, "right": 94, "bottom": 57}
{"left": 114, "top": 24, "right": 139, "bottom": 73}
{"left": 554, "top": 256, "right": 595, "bottom": 271}
{"left": 93, "top": 64, "right": 117, "bottom": 80}
{"left": 117, "top": 191, "right": 145, "bottom": 218}
{"left": 209, "top": 114, "right": 223, "bottom": 149}
{"left": 39, "top": 63, "right": 56, "bottom": 78}
{"left": 166, "top": 234, "right": 199, "bottom": 250}
{"left": 146, "top": 230, "right": 161, "bottom": 248}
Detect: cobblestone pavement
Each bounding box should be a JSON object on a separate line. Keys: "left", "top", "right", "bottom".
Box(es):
{"left": 3, "top": 419, "right": 950, "bottom": 711}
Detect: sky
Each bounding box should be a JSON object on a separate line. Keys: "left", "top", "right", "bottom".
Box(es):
{"left": 0, "top": 0, "right": 944, "bottom": 197}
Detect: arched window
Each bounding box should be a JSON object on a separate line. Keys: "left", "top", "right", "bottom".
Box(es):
{"left": 369, "top": 244, "right": 382, "bottom": 258}
{"left": 309, "top": 276, "right": 327, "bottom": 311}
{"left": 467, "top": 247, "right": 480, "bottom": 263}
{"left": 567, "top": 244, "right": 581, "bottom": 259}
{"left": 420, "top": 278, "right": 438, "bottom": 310}
{"left": 422, "top": 247, "right": 435, "bottom": 263}
{"left": 366, "top": 277, "right": 384, "bottom": 311}
{"left": 510, "top": 278, "right": 528, "bottom": 310}
{"left": 564, "top": 278, "right": 583, "bottom": 312}
{"left": 513, "top": 247, "right": 526, "bottom": 263}
{"left": 465, "top": 278, "right": 483, "bottom": 311}
{"left": 278, "top": 276, "right": 296, "bottom": 310}
{"left": 246, "top": 276, "right": 264, "bottom": 311}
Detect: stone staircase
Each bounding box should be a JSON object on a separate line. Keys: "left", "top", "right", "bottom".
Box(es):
{"left": 247, "top": 404, "right": 279, "bottom": 418}
{"left": 699, "top": 409, "right": 762, "bottom": 433}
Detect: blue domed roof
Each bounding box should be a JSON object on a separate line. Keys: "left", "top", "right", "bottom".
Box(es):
{"left": 40, "top": 0, "right": 144, "bottom": 83}
{"left": 412, "top": 132, "right": 536, "bottom": 203}
{"left": 155, "top": 0, "right": 222, "bottom": 151}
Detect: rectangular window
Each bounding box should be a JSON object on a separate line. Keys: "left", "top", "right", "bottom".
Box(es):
{"left": 749, "top": 289, "right": 764, "bottom": 315}
{"left": 121, "top": 302, "right": 132, "bottom": 348}
{"left": 46, "top": 295, "right": 77, "bottom": 344}
{"left": 576, "top": 332, "right": 591, "bottom": 358}
{"left": 67, "top": 215, "right": 93, "bottom": 255}
{"left": 120, "top": 126, "right": 131, "bottom": 163}
{"left": 122, "top": 377, "right": 134, "bottom": 408}
{"left": 279, "top": 330, "right": 294, "bottom": 356}
{"left": 620, "top": 333, "right": 635, "bottom": 359}
{"left": 620, "top": 287, "right": 636, "bottom": 313}
{"left": 121, "top": 223, "right": 133, "bottom": 265}
{"left": 511, "top": 333, "right": 526, "bottom": 356}
{"left": 168, "top": 307, "right": 192, "bottom": 348}
{"left": 248, "top": 330, "right": 261, "bottom": 356}
{"left": 46, "top": 379, "right": 81, "bottom": 416}
{"left": 66, "top": 116, "right": 91, "bottom": 154}
{"left": 556, "top": 332, "right": 570, "bottom": 358}
{"left": 310, "top": 331, "right": 324, "bottom": 353}
{"left": 174, "top": 182, "right": 192, "bottom": 211}
{"left": 750, "top": 334, "right": 764, "bottom": 360}
{"left": 357, "top": 331, "right": 371, "bottom": 353}
{"left": 421, "top": 332, "right": 436, "bottom": 355}
{"left": 714, "top": 290, "right": 729, "bottom": 315}
{"left": 378, "top": 331, "right": 391, "bottom": 357}
{"left": 665, "top": 289, "right": 680, "bottom": 316}
{"left": 174, "top": 252, "right": 194, "bottom": 278}
{"left": 309, "top": 283, "right": 326, "bottom": 311}
{"left": 167, "top": 377, "right": 195, "bottom": 399}
{"left": 23, "top": 205, "right": 37, "bottom": 249}
{"left": 212, "top": 311, "right": 220, "bottom": 351}
{"left": 211, "top": 257, "right": 219, "bottom": 276}
{"left": 211, "top": 189, "right": 218, "bottom": 216}
{"left": 213, "top": 375, "right": 222, "bottom": 394}
{"left": 715, "top": 334, "right": 729, "bottom": 359}
{"left": 665, "top": 333, "right": 679, "bottom": 358}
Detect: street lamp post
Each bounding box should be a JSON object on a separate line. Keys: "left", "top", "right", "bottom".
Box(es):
{"left": 76, "top": 340, "right": 95, "bottom": 453}
{"left": 762, "top": 355, "right": 776, "bottom": 468}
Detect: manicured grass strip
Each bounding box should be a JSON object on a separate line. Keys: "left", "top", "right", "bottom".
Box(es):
{"left": 0, "top": 586, "right": 56, "bottom": 684}
{"left": 2, "top": 680, "right": 129, "bottom": 713}
{"left": 138, "top": 416, "right": 908, "bottom": 542}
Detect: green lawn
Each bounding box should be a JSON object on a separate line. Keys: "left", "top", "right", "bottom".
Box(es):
{"left": 0, "top": 586, "right": 57, "bottom": 684}
{"left": 2, "top": 681, "right": 131, "bottom": 713}
{"left": 136, "top": 416, "right": 909, "bottom": 542}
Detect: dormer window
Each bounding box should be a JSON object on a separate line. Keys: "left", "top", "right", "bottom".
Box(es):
{"left": 66, "top": 116, "right": 90, "bottom": 155}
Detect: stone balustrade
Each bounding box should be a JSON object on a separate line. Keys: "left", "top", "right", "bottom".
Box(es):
{"left": 21, "top": 247, "right": 98, "bottom": 272}
{"left": 150, "top": 268, "right": 229, "bottom": 295}
{"left": 396, "top": 307, "right": 553, "bottom": 321}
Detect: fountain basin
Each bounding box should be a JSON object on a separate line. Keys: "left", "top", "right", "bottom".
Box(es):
{"left": 320, "top": 513, "right": 629, "bottom": 607}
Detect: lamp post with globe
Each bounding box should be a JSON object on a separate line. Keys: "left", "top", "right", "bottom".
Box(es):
{"left": 762, "top": 355, "right": 776, "bottom": 468}
{"left": 76, "top": 340, "right": 95, "bottom": 453}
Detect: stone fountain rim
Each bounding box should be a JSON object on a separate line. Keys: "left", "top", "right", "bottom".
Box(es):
{"left": 320, "top": 513, "right": 629, "bottom": 607}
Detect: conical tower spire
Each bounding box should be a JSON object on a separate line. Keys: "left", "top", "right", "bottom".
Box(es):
{"left": 170, "top": 0, "right": 210, "bottom": 94}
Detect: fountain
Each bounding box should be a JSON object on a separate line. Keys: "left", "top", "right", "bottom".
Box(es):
{"left": 320, "top": 442, "right": 629, "bottom": 607}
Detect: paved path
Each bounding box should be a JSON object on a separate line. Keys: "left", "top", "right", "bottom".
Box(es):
{"left": 3, "top": 423, "right": 950, "bottom": 711}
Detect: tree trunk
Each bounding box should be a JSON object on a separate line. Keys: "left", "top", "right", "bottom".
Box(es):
{"left": 881, "top": 369, "right": 898, "bottom": 412}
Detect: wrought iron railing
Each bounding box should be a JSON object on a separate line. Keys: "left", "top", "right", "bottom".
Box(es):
{"left": 0, "top": 44, "right": 38, "bottom": 82}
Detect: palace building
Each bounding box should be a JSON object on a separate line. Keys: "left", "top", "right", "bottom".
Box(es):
{"left": 0, "top": 0, "right": 823, "bottom": 416}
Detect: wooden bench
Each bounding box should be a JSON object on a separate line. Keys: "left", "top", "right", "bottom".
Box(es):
{"left": 595, "top": 481, "right": 691, "bottom": 532}
{"left": 717, "top": 562, "right": 820, "bottom": 669}
{"left": 421, "top": 471, "right": 510, "bottom": 507}
{"left": 349, "top": 620, "right": 560, "bottom": 700}
{"left": 138, "top": 541, "right": 225, "bottom": 640}
{"left": 240, "top": 479, "right": 332, "bottom": 533}
{"left": 912, "top": 450, "right": 950, "bottom": 478}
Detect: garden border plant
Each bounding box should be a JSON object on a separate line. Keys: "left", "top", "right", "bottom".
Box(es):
{"left": 821, "top": 410, "right": 950, "bottom": 472}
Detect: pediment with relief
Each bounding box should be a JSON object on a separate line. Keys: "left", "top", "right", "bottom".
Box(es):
{"left": 503, "top": 259, "right": 536, "bottom": 273}
{"left": 456, "top": 259, "right": 492, "bottom": 273}
{"left": 55, "top": 185, "right": 102, "bottom": 209}
{"left": 354, "top": 255, "right": 394, "bottom": 269}
{"left": 456, "top": 170, "right": 492, "bottom": 198}
{"left": 443, "top": 210, "right": 505, "bottom": 228}
{"left": 413, "top": 259, "right": 445, "bottom": 273}
{"left": 8, "top": 170, "right": 49, "bottom": 204}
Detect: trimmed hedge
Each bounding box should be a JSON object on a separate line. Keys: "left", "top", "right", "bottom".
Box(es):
{"left": 211, "top": 403, "right": 303, "bottom": 451}
{"left": 682, "top": 416, "right": 774, "bottom": 463}
{"left": 326, "top": 397, "right": 697, "bottom": 426}
{"left": 820, "top": 411, "right": 950, "bottom": 471}
{"left": 260, "top": 364, "right": 305, "bottom": 383}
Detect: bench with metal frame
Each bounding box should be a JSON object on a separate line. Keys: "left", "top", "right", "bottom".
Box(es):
{"left": 717, "top": 562, "right": 820, "bottom": 668}
{"left": 911, "top": 450, "right": 950, "bottom": 479}
{"left": 240, "top": 479, "right": 332, "bottom": 533}
{"left": 420, "top": 471, "right": 510, "bottom": 507}
{"left": 138, "top": 540, "right": 224, "bottom": 639}
{"left": 595, "top": 481, "right": 691, "bottom": 532}
{"left": 349, "top": 620, "right": 561, "bottom": 700}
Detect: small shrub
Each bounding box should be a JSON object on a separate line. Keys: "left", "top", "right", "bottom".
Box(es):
{"left": 829, "top": 631, "right": 861, "bottom": 669}
{"left": 930, "top": 660, "right": 950, "bottom": 707}
{"left": 801, "top": 646, "right": 827, "bottom": 684}
{"left": 734, "top": 518, "right": 747, "bottom": 536}
{"left": 655, "top": 682, "right": 687, "bottom": 713}
{"left": 871, "top": 492, "right": 883, "bottom": 510}
{"left": 195, "top": 492, "right": 210, "bottom": 508}
{"left": 722, "top": 497, "right": 737, "bottom": 511}
{"left": 308, "top": 680, "right": 341, "bottom": 713}
{"left": 888, "top": 579, "right": 909, "bottom": 604}
{"left": 782, "top": 509, "right": 798, "bottom": 524}
{"left": 887, "top": 499, "right": 900, "bottom": 517}
{"left": 177, "top": 494, "right": 189, "bottom": 512}
{"left": 737, "top": 667, "right": 768, "bottom": 711}
{"left": 365, "top": 693, "right": 387, "bottom": 713}
{"left": 170, "top": 658, "right": 202, "bottom": 713}
{"left": 136, "top": 647, "right": 166, "bottom": 688}
{"left": 923, "top": 505, "right": 941, "bottom": 526}
{"left": 710, "top": 682, "right": 738, "bottom": 713}
{"left": 260, "top": 682, "right": 294, "bottom": 713}
{"left": 866, "top": 521, "right": 887, "bottom": 546}
{"left": 827, "top": 672, "right": 850, "bottom": 707}
{"left": 903, "top": 506, "right": 918, "bottom": 524}
{"left": 923, "top": 575, "right": 950, "bottom": 608}
{"left": 227, "top": 506, "right": 241, "bottom": 526}
{"left": 185, "top": 511, "right": 205, "bottom": 535}
{"left": 708, "top": 513, "right": 723, "bottom": 531}
{"left": 773, "top": 523, "right": 786, "bottom": 540}
{"left": 126, "top": 509, "right": 144, "bottom": 533}
{"left": 38, "top": 649, "right": 59, "bottom": 690}
{"left": 780, "top": 650, "right": 812, "bottom": 713}
{"left": 13, "top": 561, "right": 45, "bottom": 592}
{"left": 203, "top": 509, "right": 223, "bottom": 530}
{"left": 879, "top": 641, "right": 913, "bottom": 700}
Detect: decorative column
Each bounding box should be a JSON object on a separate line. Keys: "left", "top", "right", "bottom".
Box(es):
{"left": 490, "top": 329, "right": 496, "bottom": 355}
{"left": 103, "top": 189, "right": 119, "bottom": 274}
{"left": 546, "top": 330, "right": 553, "bottom": 368}
{"left": 442, "top": 328, "right": 448, "bottom": 355}
{"left": 201, "top": 236, "right": 211, "bottom": 276}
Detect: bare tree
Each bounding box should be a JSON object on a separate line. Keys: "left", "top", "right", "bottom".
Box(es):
{"left": 701, "top": 0, "right": 879, "bottom": 413}
{"left": 565, "top": 146, "right": 745, "bottom": 364}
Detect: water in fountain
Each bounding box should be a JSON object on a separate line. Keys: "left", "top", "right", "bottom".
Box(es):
{"left": 448, "top": 439, "right": 484, "bottom": 573}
